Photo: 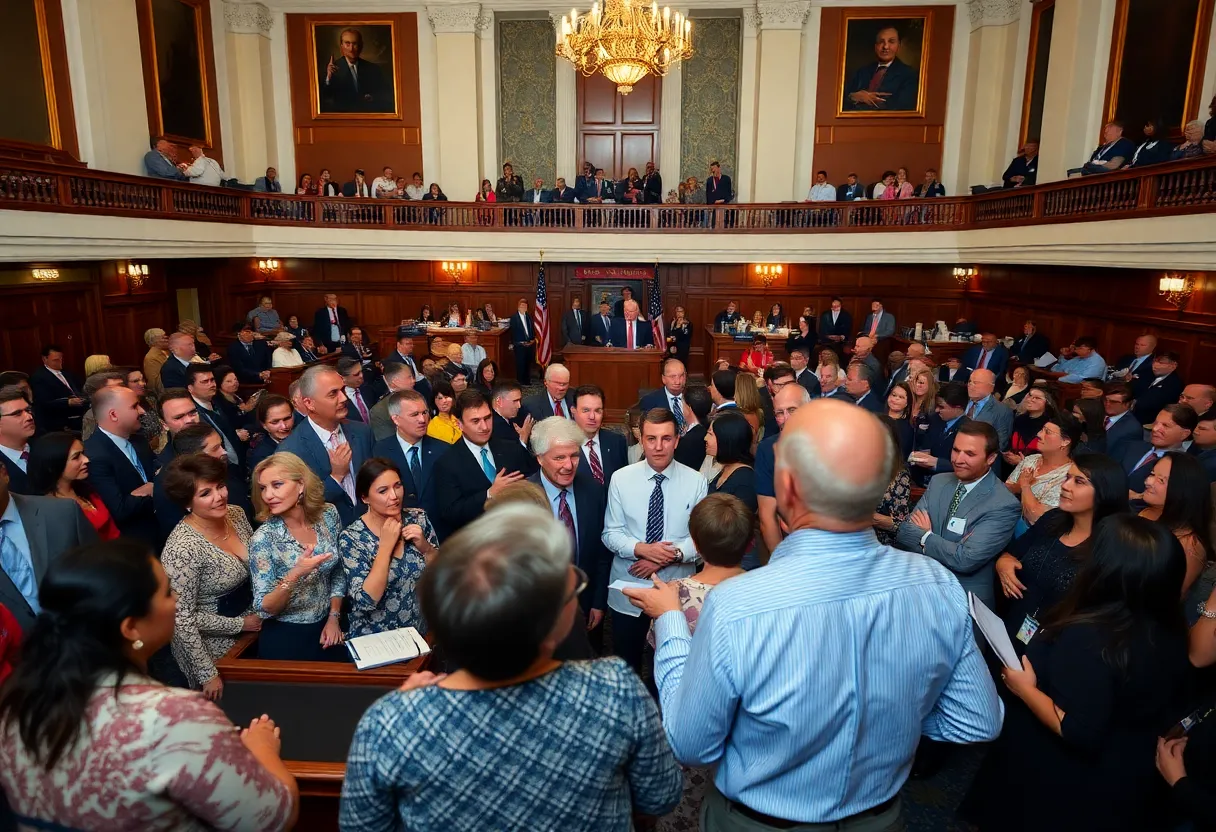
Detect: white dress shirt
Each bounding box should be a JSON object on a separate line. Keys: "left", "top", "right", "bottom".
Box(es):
{"left": 371, "top": 176, "right": 397, "bottom": 198}
{"left": 807, "top": 182, "right": 836, "bottom": 202}
{"left": 602, "top": 459, "right": 708, "bottom": 615}
{"left": 308, "top": 418, "right": 355, "bottom": 502}
{"left": 0, "top": 444, "right": 30, "bottom": 473}
{"left": 183, "top": 155, "right": 224, "bottom": 186}
{"left": 405, "top": 184, "right": 425, "bottom": 200}
{"left": 47, "top": 368, "right": 75, "bottom": 393}
{"left": 461, "top": 343, "right": 487, "bottom": 368}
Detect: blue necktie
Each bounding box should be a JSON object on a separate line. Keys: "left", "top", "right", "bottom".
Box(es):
{"left": 122, "top": 440, "right": 147, "bottom": 483}
{"left": 409, "top": 446, "right": 422, "bottom": 487}
{"left": 0, "top": 519, "right": 39, "bottom": 614}
{"left": 480, "top": 448, "right": 496, "bottom": 483}
{"left": 671, "top": 396, "right": 685, "bottom": 431}
{"left": 645, "top": 474, "right": 666, "bottom": 544}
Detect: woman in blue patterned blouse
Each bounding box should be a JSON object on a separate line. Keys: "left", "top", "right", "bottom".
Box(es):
{"left": 248, "top": 452, "right": 348, "bottom": 662}
{"left": 338, "top": 458, "right": 438, "bottom": 638}
{"left": 341, "top": 504, "right": 683, "bottom": 831}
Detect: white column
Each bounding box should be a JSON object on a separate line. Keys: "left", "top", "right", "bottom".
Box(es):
{"left": 208, "top": 0, "right": 236, "bottom": 174}
{"left": 222, "top": 1, "right": 274, "bottom": 183}
{"left": 952, "top": 0, "right": 1022, "bottom": 190}
{"left": 1037, "top": 0, "right": 1117, "bottom": 183}
{"left": 267, "top": 10, "right": 295, "bottom": 186}
{"left": 427, "top": 4, "right": 485, "bottom": 199}
{"left": 939, "top": 1, "right": 975, "bottom": 196}
{"left": 477, "top": 9, "right": 498, "bottom": 179}
{"left": 735, "top": 9, "right": 760, "bottom": 202}
{"left": 417, "top": 13, "right": 441, "bottom": 183}
{"left": 659, "top": 7, "right": 688, "bottom": 182}
{"left": 552, "top": 12, "right": 578, "bottom": 184}
{"left": 1002, "top": 0, "right": 1035, "bottom": 164}
{"left": 792, "top": 6, "right": 821, "bottom": 202}
{"left": 751, "top": 1, "right": 810, "bottom": 202}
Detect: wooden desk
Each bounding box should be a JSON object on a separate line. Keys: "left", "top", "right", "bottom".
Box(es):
{"left": 893, "top": 337, "right": 972, "bottom": 366}
{"left": 563, "top": 345, "right": 662, "bottom": 420}
{"left": 264, "top": 352, "right": 340, "bottom": 397}
{"left": 703, "top": 326, "right": 790, "bottom": 376}
{"left": 215, "top": 633, "right": 430, "bottom": 830}
{"left": 377, "top": 325, "right": 512, "bottom": 367}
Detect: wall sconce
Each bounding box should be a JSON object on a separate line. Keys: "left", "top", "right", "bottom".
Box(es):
{"left": 118, "top": 262, "right": 149, "bottom": 288}
{"left": 257, "top": 259, "right": 280, "bottom": 275}
{"left": 1159, "top": 272, "right": 1194, "bottom": 310}
{"left": 442, "top": 261, "right": 469, "bottom": 283}
{"left": 31, "top": 268, "right": 59, "bottom": 281}
{"left": 753, "top": 263, "right": 783, "bottom": 288}
{"left": 952, "top": 266, "right": 977, "bottom": 286}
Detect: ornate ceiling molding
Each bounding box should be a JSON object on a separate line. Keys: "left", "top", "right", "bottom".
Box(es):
{"left": 426, "top": 4, "right": 489, "bottom": 34}
{"left": 223, "top": 0, "right": 272, "bottom": 35}
{"left": 754, "top": 1, "right": 811, "bottom": 31}
{"left": 968, "top": 0, "right": 1022, "bottom": 31}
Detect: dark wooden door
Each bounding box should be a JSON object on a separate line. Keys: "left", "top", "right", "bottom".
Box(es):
{"left": 576, "top": 73, "right": 661, "bottom": 180}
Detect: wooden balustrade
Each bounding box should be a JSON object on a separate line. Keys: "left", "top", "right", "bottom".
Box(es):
{"left": 1, "top": 156, "right": 1214, "bottom": 233}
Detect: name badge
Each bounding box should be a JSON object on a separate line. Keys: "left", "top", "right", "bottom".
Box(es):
{"left": 1016, "top": 614, "right": 1039, "bottom": 645}
{"left": 946, "top": 517, "right": 967, "bottom": 535}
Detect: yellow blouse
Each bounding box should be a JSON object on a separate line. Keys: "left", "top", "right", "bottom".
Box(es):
{"left": 427, "top": 412, "right": 463, "bottom": 444}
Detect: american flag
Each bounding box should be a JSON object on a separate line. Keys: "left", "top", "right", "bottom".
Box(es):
{"left": 649, "top": 263, "right": 665, "bottom": 348}
{"left": 533, "top": 263, "right": 552, "bottom": 367}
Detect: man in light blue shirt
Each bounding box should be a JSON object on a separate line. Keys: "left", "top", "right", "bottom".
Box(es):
{"left": 626, "top": 399, "right": 1003, "bottom": 829}
{"left": 1050, "top": 336, "right": 1107, "bottom": 383}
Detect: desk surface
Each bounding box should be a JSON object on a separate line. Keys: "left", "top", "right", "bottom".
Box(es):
{"left": 562, "top": 345, "right": 662, "bottom": 420}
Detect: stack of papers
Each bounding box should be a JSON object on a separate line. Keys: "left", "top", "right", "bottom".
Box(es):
{"left": 1033, "top": 352, "right": 1056, "bottom": 368}
{"left": 345, "top": 627, "right": 431, "bottom": 671}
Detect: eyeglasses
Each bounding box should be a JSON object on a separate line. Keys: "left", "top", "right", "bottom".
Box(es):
{"left": 0, "top": 406, "right": 33, "bottom": 419}
{"left": 564, "top": 565, "right": 589, "bottom": 605}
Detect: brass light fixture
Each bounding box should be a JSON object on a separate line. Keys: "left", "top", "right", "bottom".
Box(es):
{"left": 31, "top": 268, "right": 59, "bottom": 281}
{"left": 953, "top": 266, "right": 977, "bottom": 286}
{"left": 753, "top": 263, "right": 783, "bottom": 288}
{"left": 442, "top": 261, "right": 469, "bottom": 283}
{"left": 557, "top": 0, "right": 693, "bottom": 95}
{"left": 118, "top": 262, "right": 149, "bottom": 288}
{"left": 1159, "top": 272, "right": 1194, "bottom": 310}
{"left": 257, "top": 259, "right": 281, "bottom": 275}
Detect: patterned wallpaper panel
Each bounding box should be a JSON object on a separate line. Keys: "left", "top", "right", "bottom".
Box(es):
{"left": 498, "top": 20, "right": 557, "bottom": 187}
{"left": 680, "top": 17, "right": 741, "bottom": 183}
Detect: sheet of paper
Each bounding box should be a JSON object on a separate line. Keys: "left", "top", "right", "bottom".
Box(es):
{"left": 968, "top": 593, "right": 1021, "bottom": 671}
{"left": 1033, "top": 352, "right": 1056, "bottom": 368}
{"left": 609, "top": 579, "right": 653, "bottom": 592}
{"left": 345, "top": 627, "right": 430, "bottom": 671}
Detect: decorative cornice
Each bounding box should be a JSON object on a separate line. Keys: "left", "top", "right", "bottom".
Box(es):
{"left": 427, "top": 4, "right": 489, "bottom": 34}
{"left": 223, "top": 0, "right": 272, "bottom": 35}
{"left": 968, "top": 0, "right": 1022, "bottom": 31}
{"left": 754, "top": 1, "right": 810, "bottom": 31}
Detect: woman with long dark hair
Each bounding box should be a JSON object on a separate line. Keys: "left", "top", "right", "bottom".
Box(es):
{"left": 1072, "top": 397, "right": 1107, "bottom": 455}
{"left": 1006, "top": 412, "right": 1084, "bottom": 532}
{"left": 0, "top": 540, "right": 298, "bottom": 828}
{"left": 966, "top": 515, "right": 1191, "bottom": 832}
{"left": 705, "top": 412, "right": 758, "bottom": 568}
{"left": 474, "top": 358, "right": 499, "bottom": 395}
{"left": 1139, "top": 451, "right": 1213, "bottom": 599}
{"left": 1003, "top": 386, "right": 1055, "bottom": 470}
{"left": 28, "top": 431, "right": 120, "bottom": 541}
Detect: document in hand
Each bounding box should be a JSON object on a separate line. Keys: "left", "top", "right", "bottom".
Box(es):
{"left": 1033, "top": 352, "right": 1056, "bottom": 368}
{"left": 968, "top": 592, "right": 1021, "bottom": 671}
{"left": 345, "top": 627, "right": 431, "bottom": 671}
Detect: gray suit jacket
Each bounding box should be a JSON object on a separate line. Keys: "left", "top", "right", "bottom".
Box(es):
{"left": 860, "top": 311, "right": 896, "bottom": 339}
{"left": 894, "top": 470, "right": 1020, "bottom": 610}
{"left": 1, "top": 495, "right": 99, "bottom": 634}
{"left": 369, "top": 397, "right": 396, "bottom": 442}
{"left": 970, "top": 398, "right": 1014, "bottom": 452}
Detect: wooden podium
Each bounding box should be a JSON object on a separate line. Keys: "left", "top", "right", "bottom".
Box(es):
{"left": 562, "top": 346, "right": 662, "bottom": 420}
{"left": 265, "top": 352, "right": 340, "bottom": 397}
{"left": 703, "top": 326, "right": 789, "bottom": 376}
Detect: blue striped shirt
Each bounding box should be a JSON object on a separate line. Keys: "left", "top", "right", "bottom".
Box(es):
{"left": 652, "top": 527, "right": 1003, "bottom": 823}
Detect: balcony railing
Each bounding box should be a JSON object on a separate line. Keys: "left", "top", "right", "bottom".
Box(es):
{"left": 2, "top": 156, "right": 1215, "bottom": 233}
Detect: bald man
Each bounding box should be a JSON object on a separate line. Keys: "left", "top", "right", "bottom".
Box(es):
{"left": 626, "top": 399, "right": 1002, "bottom": 828}
{"left": 963, "top": 369, "right": 1013, "bottom": 451}
{"left": 851, "top": 336, "right": 886, "bottom": 389}
{"left": 1180, "top": 383, "right": 1215, "bottom": 420}
{"left": 885, "top": 342, "right": 925, "bottom": 394}
{"left": 1113, "top": 333, "right": 1158, "bottom": 390}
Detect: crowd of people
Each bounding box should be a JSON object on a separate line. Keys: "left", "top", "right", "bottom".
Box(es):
{"left": 0, "top": 290, "right": 1213, "bottom": 831}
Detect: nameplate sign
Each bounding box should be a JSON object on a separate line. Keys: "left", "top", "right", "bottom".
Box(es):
{"left": 574, "top": 266, "right": 654, "bottom": 281}
{"left": 732, "top": 334, "right": 756, "bottom": 342}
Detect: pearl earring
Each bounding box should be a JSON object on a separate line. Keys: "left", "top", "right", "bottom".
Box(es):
{"left": 132, "top": 639, "right": 144, "bottom": 651}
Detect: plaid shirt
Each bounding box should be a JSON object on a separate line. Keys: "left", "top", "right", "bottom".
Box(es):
{"left": 340, "top": 659, "right": 682, "bottom": 831}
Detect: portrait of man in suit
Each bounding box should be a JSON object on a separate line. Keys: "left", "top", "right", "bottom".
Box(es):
{"left": 840, "top": 16, "right": 927, "bottom": 115}
{"left": 314, "top": 23, "right": 397, "bottom": 116}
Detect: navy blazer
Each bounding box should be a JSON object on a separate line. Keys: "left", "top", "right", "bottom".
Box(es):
{"left": 0, "top": 455, "right": 32, "bottom": 495}
{"left": 277, "top": 418, "right": 375, "bottom": 527}
{"left": 674, "top": 424, "right": 707, "bottom": 471}
{"left": 160, "top": 357, "right": 191, "bottom": 392}
{"left": 509, "top": 311, "right": 534, "bottom": 346}
{"left": 705, "top": 174, "right": 733, "bottom": 204}
{"left": 818, "top": 310, "right": 853, "bottom": 343}
{"left": 609, "top": 317, "right": 654, "bottom": 349}
{"left": 854, "top": 391, "right": 887, "bottom": 415}
{"left": 638, "top": 387, "right": 683, "bottom": 415}
{"left": 912, "top": 414, "right": 969, "bottom": 486}
{"left": 1122, "top": 442, "right": 1163, "bottom": 495}
{"left": 938, "top": 366, "right": 972, "bottom": 386}
{"left": 527, "top": 472, "right": 612, "bottom": 611}
{"left": 1010, "top": 332, "right": 1050, "bottom": 364}
{"left": 226, "top": 339, "right": 271, "bottom": 384}
{"left": 492, "top": 411, "right": 522, "bottom": 445}
{"left": 1103, "top": 413, "right": 1143, "bottom": 463}
{"left": 30, "top": 366, "right": 85, "bottom": 432}
{"left": 962, "top": 344, "right": 1010, "bottom": 380}
{"left": 837, "top": 182, "right": 866, "bottom": 201}
{"left": 575, "top": 430, "right": 628, "bottom": 492}
{"left": 843, "top": 57, "right": 918, "bottom": 111}
{"left": 523, "top": 392, "right": 576, "bottom": 424}
{"left": 245, "top": 434, "right": 280, "bottom": 479}
{"left": 795, "top": 369, "right": 822, "bottom": 398}
{"left": 432, "top": 438, "right": 535, "bottom": 539}
{"left": 312, "top": 306, "right": 353, "bottom": 350}
{"left": 552, "top": 187, "right": 577, "bottom": 203}
{"left": 83, "top": 431, "right": 159, "bottom": 546}
{"left": 589, "top": 314, "right": 613, "bottom": 347}
{"left": 1132, "top": 373, "right": 1185, "bottom": 425}
{"left": 372, "top": 434, "right": 444, "bottom": 530}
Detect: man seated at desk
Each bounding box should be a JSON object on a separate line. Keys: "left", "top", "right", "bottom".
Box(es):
{"left": 608, "top": 301, "right": 654, "bottom": 349}
{"left": 713, "top": 300, "right": 742, "bottom": 332}
{"left": 1045, "top": 336, "right": 1107, "bottom": 383}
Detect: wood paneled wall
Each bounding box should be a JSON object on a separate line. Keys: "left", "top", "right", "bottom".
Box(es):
{"left": 813, "top": 5, "right": 954, "bottom": 189}
{"left": 578, "top": 73, "right": 661, "bottom": 179}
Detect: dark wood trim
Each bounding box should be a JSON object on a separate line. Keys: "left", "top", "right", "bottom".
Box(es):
{"left": 214, "top": 632, "right": 430, "bottom": 685}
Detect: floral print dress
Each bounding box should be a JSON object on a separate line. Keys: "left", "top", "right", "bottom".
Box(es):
{"left": 338, "top": 508, "right": 438, "bottom": 638}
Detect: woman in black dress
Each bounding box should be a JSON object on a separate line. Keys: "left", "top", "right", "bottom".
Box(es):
{"left": 881, "top": 382, "right": 914, "bottom": 459}
{"left": 765, "top": 303, "right": 785, "bottom": 328}
{"left": 705, "top": 412, "right": 759, "bottom": 569}
{"left": 966, "top": 514, "right": 1192, "bottom": 832}
{"left": 667, "top": 306, "right": 692, "bottom": 364}
{"left": 1128, "top": 119, "right": 1174, "bottom": 168}
{"left": 418, "top": 305, "right": 434, "bottom": 325}
{"left": 785, "top": 316, "right": 816, "bottom": 356}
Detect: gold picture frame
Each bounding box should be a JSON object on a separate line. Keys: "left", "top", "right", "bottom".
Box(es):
{"left": 836, "top": 10, "right": 931, "bottom": 118}
{"left": 137, "top": 0, "right": 215, "bottom": 148}
{"left": 308, "top": 19, "right": 401, "bottom": 119}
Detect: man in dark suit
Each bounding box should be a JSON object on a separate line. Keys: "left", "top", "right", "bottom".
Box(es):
{"left": 713, "top": 300, "right": 742, "bottom": 332}
{"left": 226, "top": 324, "right": 272, "bottom": 385}
{"left": 186, "top": 364, "right": 246, "bottom": 471}
{"left": 836, "top": 173, "right": 866, "bottom": 201}
{"left": 1191, "top": 410, "right": 1216, "bottom": 480}
{"left": 432, "top": 390, "right": 534, "bottom": 538}
{"left": 1100, "top": 383, "right": 1143, "bottom": 462}
{"left": 1132, "top": 353, "right": 1184, "bottom": 424}
{"left": 523, "top": 177, "right": 554, "bottom": 204}
{"left": 369, "top": 362, "right": 422, "bottom": 441}
{"left": 612, "top": 287, "right": 635, "bottom": 318}
{"left": 909, "top": 382, "right": 970, "bottom": 486}
{"left": 371, "top": 390, "right": 445, "bottom": 528}
{"left": 570, "top": 384, "right": 628, "bottom": 491}
{"left": 336, "top": 357, "right": 380, "bottom": 425}
{"left": 842, "top": 23, "right": 919, "bottom": 111}
{"left": 674, "top": 384, "right": 712, "bottom": 471}
{"left": 1122, "top": 404, "right": 1197, "bottom": 500}
{"left": 641, "top": 161, "right": 662, "bottom": 204}
{"left": 508, "top": 298, "right": 536, "bottom": 385}
{"left": 152, "top": 424, "right": 253, "bottom": 543}
{"left": 495, "top": 162, "right": 524, "bottom": 203}
{"left": 159, "top": 333, "right": 198, "bottom": 392}
{"left": 312, "top": 293, "right": 353, "bottom": 351}
{"left": 705, "top": 161, "right": 733, "bottom": 204}
{"left": 296, "top": 335, "right": 322, "bottom": 364}
{"left": 937, "top": 356, "right": 971, "bottom": 386}
{"left": 589, "top": 301, "right": 613, "bottom": 347}
{"left": 845, "top": 363, "right": 886, "bottom": 414}
{"left": 84, "top": 386, "right": 158, "bottom": 546}
{"left": 818, "top": 297, "right": 852, "bottom": 355}
{"left": 609, "top": 300, "right": 654, "bottom": 349}
{"left": 320, "top": 27, "right": 390, "bottom": 113}
{"left": 277, "top": 364, "right": 375, "bottom": 527}
{"left": 1009, "top": 319, "right": 1050, "bottom": 365}
{"left": 562, "top": 297, "right": 587, "bottom": 347}
{"left": 1002, "top": 141, "right": 1039, "bottom": 188}
{"left": 551, "top": 177, "right": 576, "bottom": 203}
{"left": 490, "top": 381, "right": 532, "bottom": 446}
{"left": 0, "top": 388, "right": 37, "bottom": 495}
{"left": 582, "top": 169, "right": 614, "bottom": 203}
{"left": 639, "top": 358, "right": 688, "bottom": 417}
{"left": 143, "top": 138, "right": 189, "bottom": 181}
{"left": 1111, "top": 334, "right": 1157, "bottom": 392}
{"left": 523, "top": 364, "right": 575, "bottom": 423}
{"left": 341, "top": 326, "right": 379, "bottom": 368}
{"left": 788, "top": 349, "right": 822, "bottom": 398}
{"left": 962, "top": 333, "right": 1009, "bottom": 381}
{"left": 30, "top": 345, "right": 85, "bottom": 432}
{"left": 341, "top": 169, "right": 371, "bottom": 198}
{"left": 0, "top": 464, "right": 98, "bottom": 635}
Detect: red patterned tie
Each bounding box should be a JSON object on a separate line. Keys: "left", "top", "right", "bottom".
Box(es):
{"left": 627, "top": 322, "right": 635, "bottom": 350}
{"left": 558, "top": 490, "right": 577, "bottom": 549}
{"left": 867, "top": 66, "right": 888, "bottom": 92}
{"left": 554, "top": 399, "right": 564, "bottom": 418}
{"left": 586, "top": 440, "right": 604, "bottom": 484}
{"left": 354, "top": 390, "right": 369, "bottom": 422}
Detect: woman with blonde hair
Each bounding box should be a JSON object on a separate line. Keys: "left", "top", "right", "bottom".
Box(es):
{"left": 908, "top": 367, "right": 938, "bottom": 430}
{"left": 248, "top": 453, "right": 346, "bottom": 662}
{"left": 731, "top": 372, "right": 765, "bottom": 445}
{"left": 83, "top": 355, "right": 111, "bottom": 378}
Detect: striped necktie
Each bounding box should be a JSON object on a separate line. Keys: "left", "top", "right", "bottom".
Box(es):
{"left": 645, "top": 474, "right": 666, "bottom": 543}
{"left": 586, "top": 440, "right": 604, "bottom": 485}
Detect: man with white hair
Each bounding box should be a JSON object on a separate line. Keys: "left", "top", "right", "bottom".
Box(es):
{"left": 523, "top": 363, "right": 575, "bottom": 422}
{"left": 142, "top": 328, "right": 170, "bottom": 396}
{"left": 609, "top": 300, "right": 654, "bottom": 349}
{"left": 626, "top": 400, "right": 1002, "bottom": 829}
{"left": 528, "top": 416, "right": 611, "bottom": 632}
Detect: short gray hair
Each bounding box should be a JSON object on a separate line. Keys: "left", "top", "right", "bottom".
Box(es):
{"left": 775, "top": 422, "right": 894, "bottom": 523}
{"left": 387, "top": 389, "right": 426, "bottom": 416}
{"left": 299, "top": 364, "right": 340, "bottom": 399}
{"left": 383, "top": 361, "right": 413, "bottom": 386}
{"left": 544, "top": 363, "right": 570, "bottom": 382}
{"left": 530, "top": 415, "right": 586, "bottom": 456}
{"left": 848, "top": 362, "right": 874, "bottom": 388}
{"left": 1186, "top": 119, "right": 1204, "bottom": 133}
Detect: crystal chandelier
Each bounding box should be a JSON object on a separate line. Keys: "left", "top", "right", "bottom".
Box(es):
{"left": 556, "top": 0, "right": 693, "bottom": 95}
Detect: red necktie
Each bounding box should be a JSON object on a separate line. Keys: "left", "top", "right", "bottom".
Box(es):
{"left": 586, "top": 440, "right": 604, "bottom": 485}
{"left": 1133, "top": 450, "right": 1159, "bottom": 472}
{"left": 354, "top": 390, "right": 369, "bottom": 422}
{"left": 868, "top": 315, "right": 879, "bottom": 337}
{"left": 554, "top": 399, "right": 564, "bottom": 418}
{"left": 19, "top": 450, "right": 29, "bottom": 461}
{"left": 867, "top": 66, "right": 888, "bottom": 92}
{"left": 980, "top": 350, "right": 989, "bottom": 369}
{"left": 558, "top": 490, "right": 577, "bottom": 550}
{"left": 330, "top": 309, "right": 337, "bottom": 325}
{"left": 627, "top": 322, "right": 634, "bottom": 350}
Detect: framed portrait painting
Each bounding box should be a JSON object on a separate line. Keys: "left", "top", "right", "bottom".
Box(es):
{"left": 837, "top": 13, "right": 930, "bottom": 117}
{"left": 310, "top": 20, "right": 400, "bottom": 118}
{"left": 136, "top": 0, "right": 219, "bottom": 149}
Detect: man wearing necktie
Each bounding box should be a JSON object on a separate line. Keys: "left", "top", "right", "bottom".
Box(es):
{"left": 320, "top": 27, "right": 388, "bottom": 114}
{"left": 1113, "top": 334, "right": 1157, "bottom": 386}
{"left": 1121, "top": 403, "right": 1197, "bottom": 501}
{"left": 609, "top": 300, "right": 654, "bottom": 349}
{"left": 30, "top": 345, "right": 85, "bottom": 432}
{"left": 639, "top": 359, "right": 688, "bottom": 428}
{"left": 509, "top": 299, "right": 536, "bottom": 385}
{"left": 340, "top": 358, "right": 374, "bottom": 424}
{"left": 562, "top": 297, "right": 587, "bottom": 347}
{"left": 312, "top": 293, "right": 350, "bottom": 351}
{"left": 523, "top": 365, "right": 573, "bottom": 424}
{"left": 843, "top": 23, "right": 919, "bottom": 111}
{"left": 83, "top": 386, "right": 158, "bottom": 545}
{"left": 0, "top": 390, "right": 36, "bottom": 495}
{"left": 705, "top": 161, "right": 733, "bottom": 204}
